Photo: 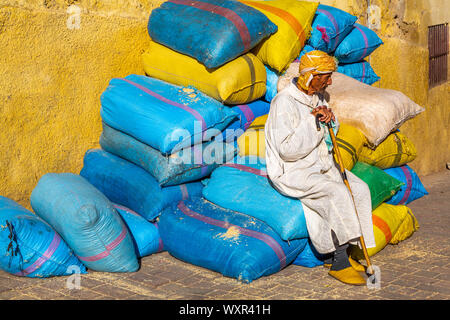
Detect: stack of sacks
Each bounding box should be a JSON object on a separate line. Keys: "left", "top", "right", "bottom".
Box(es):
{"left": 201, "top": 155, "right": 326, "bottom": 268}
{"left": 265, "top": 4, "right": 383, "bottom": 102}
{"left": 238, "top": 71, "right": 427, "bottom": 263}
{"left": 159, "top": 155, "right": 324, "bottom": 281}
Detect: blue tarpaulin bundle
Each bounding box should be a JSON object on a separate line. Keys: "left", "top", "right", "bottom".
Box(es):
{"left": 384, "top": 165, "right": 429, "bottom": 205}
{"left": 148, "top": 0, "right": 277, "bottom": 69}
{"left": 202, "top": 156, "right": 308, "bottom": 241}
{"left": 100, "top": 75, "right": 238, "bottom": 155}
{"left": 80, "top": 148, "right": 203, "bottom": 221}
{"left": 100, "top": 123, "right": 237, "bottom": 187}
{"left": 30, "top": 173, "right": 139, "bottom": 273}
{"left": 334, "top": 23, "right": 383, "bottom": 63}
{"left": 114, "top": 204, "right": 164, "bottom": 258}
{"left": 158, "top": 197, "right": 307, "bottom": 283}
{"left": 0, "top": 196, "right": 87, "bottom": 278}
{"left": 337, "top": 61, "right": 380, "bottom": 85}
{"left": 307, "top": 4, "right": 357, "bottom": 53}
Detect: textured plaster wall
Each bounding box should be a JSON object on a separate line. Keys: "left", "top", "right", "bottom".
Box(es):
{"left": 0, "top": 0, "right": 449, "bottom": 208}
{"left": 0, "top": 1, "right": 163, "bottom": 208}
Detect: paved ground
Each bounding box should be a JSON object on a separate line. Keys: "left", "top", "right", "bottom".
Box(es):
{"left": 1, "top": 170, "right": 449, "bottom": 301}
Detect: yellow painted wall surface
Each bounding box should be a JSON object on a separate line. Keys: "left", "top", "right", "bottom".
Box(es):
{"left": 0, "top": 0, "right": 449, "bottom": 209}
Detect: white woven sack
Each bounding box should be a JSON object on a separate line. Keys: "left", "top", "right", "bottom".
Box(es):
{"left": 277, "top": 65, "right": 425, "bottom": 147}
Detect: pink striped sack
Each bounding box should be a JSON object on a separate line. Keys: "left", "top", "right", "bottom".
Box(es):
{"left": 158, "top": 197, "right": 308, "bottom": 283}
{"left": 0, "top": 196, "right": 87, "bottom": 278}
{"left": 30, "top": 173, "right": 139, "bottom": 273}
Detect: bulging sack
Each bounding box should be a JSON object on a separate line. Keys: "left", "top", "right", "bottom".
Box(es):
{"left": 351, "top": 203, "right": 419, "bottom": 259}
{"left": 324, "top": 72, "right": 425, "bottom": 147}
{"left": 350, "top": 162, "right": 404, "bottom": 209}
{"left": 30, "top": 173, "right": 139, "bottom": 273}
{"left": 158, "top": 197, "right": 307, "bottom": 283}
{"left": 334, "top": 23, "right": 383, "bottom": 63}
{"left": 237, "top": 114, "right": 268, "bottom": 158}
{"left": 100, "top": 74, "right": 238, "bottom": 155}
{"left": 0, "top": 196, "right": 87, "bottom": 278}
{"left": 114, "top": 204, "right": 164, "bottom": 258}
{"left": 307, "top": 4, "right": 357, "bottom": 53}
{"left": 80, "top": 149, "right": 203, "bottom": 221}
{"left": 142, "top": 41, "right": 267, "bottom": 105}
{"left": 241, "top": 0, "right": 318, "bottom": 72}
{"left": 337, "top": 61, "right": 380, "bottom": 85}
{"left": 148, "top": 0, "right": 277, "bottom": 69}
{"left": 359, "top": 131, "right": 417, "bottom": 169}
{"left": 202, "top": 155, "right": 308, "bottom": 241}
{"left": 100, "top": 123, "right": 237, "bottom": 187}
{"left": 384, "top": 165, "right": 428, "bottom": 205}
{"left": 335, "top": 123, "right": 367, "bottom": 170}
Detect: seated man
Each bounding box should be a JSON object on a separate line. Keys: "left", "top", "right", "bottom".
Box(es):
{"left": 265, "top": 50, "right": 376, "bottom": 285}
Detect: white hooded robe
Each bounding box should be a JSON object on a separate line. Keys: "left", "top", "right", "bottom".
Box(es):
{"left": 265, "top": 79, "right": 376, "bottom": 254}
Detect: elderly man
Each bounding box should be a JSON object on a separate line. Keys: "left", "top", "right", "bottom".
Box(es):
{"left": 265, "top": 50, "right": 376, "bottom": 285}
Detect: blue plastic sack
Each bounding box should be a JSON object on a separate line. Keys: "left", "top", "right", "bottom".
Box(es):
{"left": 100, "top": 123, "right": 237, "bottom": 187}
{"left": 114, "top": 204, "right": 164, "bottom": 258}
{"left": 334, "top": 23, "right": 383, "bottom": 63}
{"left": 148, "top": 0, "right": 277, "bottom": 69}
{"left": 30, "top": 173, "right": 139, "bottom": 273}
{"left": 384, "top": 165, "right": 429, "bottom": 205}
{"left": 264, "top": 66, "right": 279, "bottom": 102}
{"left": 202, "top": 156, "right": 308, "bottom": 241}
{"left": 100, "top": 74, "right": 238, "bottom": 155}
{"left": 0, "top": 196, "right": 87, "bottom": 278}
{"left": 223, "top": 99, "right": 271, "bottom": 142}
{"left": 80, "top": 148, "right": 203, "bottom": 221}
{"left": 292, "top": 239, "right": 325, "bottom": 268}
{"left": 158, "top": 197, "right": 307, "bottom": 283}
{"left": 307, "top": 4, "right": 357, "bottom": 53}
{"left": 337, "top": 61, "right": 380, "bottom": 85}
{"left": 296, "top": 44, "right": 315, "bottom": 62}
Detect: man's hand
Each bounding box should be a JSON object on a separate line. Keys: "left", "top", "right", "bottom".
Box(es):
{"left": 311, "top": 106, "right": 335, "bottom": 124}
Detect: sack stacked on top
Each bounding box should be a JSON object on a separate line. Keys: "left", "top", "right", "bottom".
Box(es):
{"left": 265, "top": 5, "right": 384, "bottom": 102}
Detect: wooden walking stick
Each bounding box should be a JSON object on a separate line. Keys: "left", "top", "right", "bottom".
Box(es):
{"left": 315, "top": 115, "right": 375, "bottom": 276}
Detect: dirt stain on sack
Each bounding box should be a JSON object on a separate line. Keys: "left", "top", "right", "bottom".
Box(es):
{"left": 219, "top": 226, "right": 240, "bottom": 240}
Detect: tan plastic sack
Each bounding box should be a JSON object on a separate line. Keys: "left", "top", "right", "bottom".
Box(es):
{"left": 278, "top": 66, "right": 425, "bottom": 147}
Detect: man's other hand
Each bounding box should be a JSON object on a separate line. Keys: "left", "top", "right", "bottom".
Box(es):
{"left": 311, "top": 106, "right": 335, "bottom": 124}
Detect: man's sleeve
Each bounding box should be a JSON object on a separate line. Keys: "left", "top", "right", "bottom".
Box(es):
{"left": 269, "top": 96, "right": 323, "bottom": 162}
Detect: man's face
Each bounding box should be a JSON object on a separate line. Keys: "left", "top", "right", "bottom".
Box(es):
{"left": 309, "top": 73, "right": 333, "bottom": 93}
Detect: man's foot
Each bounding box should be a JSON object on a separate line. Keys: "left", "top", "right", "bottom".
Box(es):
{"left": 324, "top": 256, "right": 365, "bottom": 272}
{"left": 328, "top": 267, "right": 366, "bottom": 286}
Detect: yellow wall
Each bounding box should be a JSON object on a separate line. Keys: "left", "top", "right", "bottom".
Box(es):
{"left": 0, "top": 0, "right": 449, "bottom": 208}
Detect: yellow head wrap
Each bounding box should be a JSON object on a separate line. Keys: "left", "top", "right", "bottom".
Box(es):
{"left": 297, "top": 50, "right": 337, "bottom": 91}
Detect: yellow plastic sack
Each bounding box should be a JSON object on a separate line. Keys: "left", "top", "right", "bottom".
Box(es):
{"left": 141, "top": 41, "right": 267, "bottom": 105}
{"left": 240, "top": 0, "right": 318, "bottom": 73}
{"left": 359, "top": 131, "right": 417, "bottom": 169}
{"left": 335, "top": 124, "right": 367, "bottom": 171}
{"left": 351, "top": 203, "right": 419, "bottom": 259}
{"left": 237, "top": 114, "right": 268, "bottom": 157}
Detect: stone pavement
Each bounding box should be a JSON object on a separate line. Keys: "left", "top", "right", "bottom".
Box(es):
{"left": 1, "top": 170, "right": 449, "bottom": 301}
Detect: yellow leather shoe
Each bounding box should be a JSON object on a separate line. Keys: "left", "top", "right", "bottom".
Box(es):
{"left": 324, "top": 257, "right": 365, "bottom": 272}
{"left": 328, "top": 267, "right": 366, "bottom": 286}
